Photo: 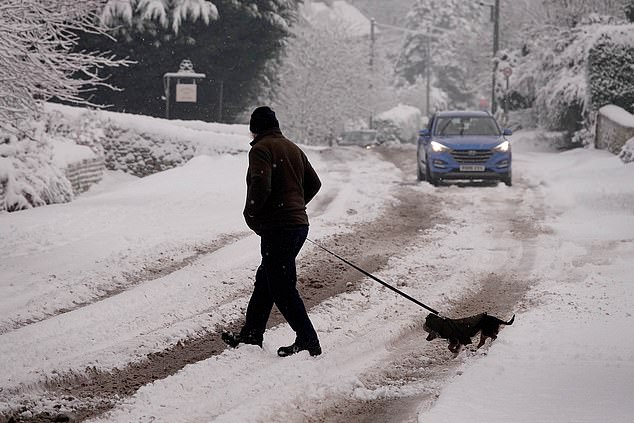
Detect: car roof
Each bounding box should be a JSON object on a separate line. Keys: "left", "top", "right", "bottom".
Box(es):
{"left": 434, "top": 110, "right": 492, "bottom": 118}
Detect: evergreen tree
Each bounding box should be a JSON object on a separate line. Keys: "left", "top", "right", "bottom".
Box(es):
{"left": 100, "top": 0, "right": 218, "bottom": 33}
{"left": 73, "top": 0, "right": 301, "bottom": 122}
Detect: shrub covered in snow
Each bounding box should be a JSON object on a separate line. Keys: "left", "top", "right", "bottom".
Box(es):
{"left": 500, "top": 17, "right": 634, "bottom": 148}
{"left": 374, "top": 105, "right": 422, "bottom": 144}
{"left": 0, "top": 108, "right": 115, "bottom": 211}
{"left": 0, "top": 122, "right": 73, "bottom": 212}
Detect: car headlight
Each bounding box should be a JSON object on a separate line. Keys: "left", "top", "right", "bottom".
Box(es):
{"left": 430, "top": 141, "right": 450, "bottom": 153}
{"left": 493, "top": 140, "right": 510, "bottom": 152}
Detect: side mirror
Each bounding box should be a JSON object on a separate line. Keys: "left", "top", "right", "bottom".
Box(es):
{"left": 503, "top": 128, "right": 513, "bottom": 136}
{"left": 419, "top": 129, "right": 431, "bottom": 137}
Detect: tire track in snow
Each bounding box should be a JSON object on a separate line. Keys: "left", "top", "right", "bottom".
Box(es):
{"left": 306, "top": 149, "right": 548, "bottom": 423}
{"left": 0, "top": 232, "right": 249, "bottom": 336}
{"left": 1, "top": 147, "right": 446, "bottom": 423}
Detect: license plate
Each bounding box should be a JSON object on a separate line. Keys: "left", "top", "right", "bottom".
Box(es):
{"left": 460, "top": 165, "right": 485, "bottom": 172}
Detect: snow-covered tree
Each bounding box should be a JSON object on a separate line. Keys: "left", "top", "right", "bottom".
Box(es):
{"left": 270, "top": 21, "right": 382, "bottom": 144}
{"left": 101, "top": 0, "right": 218, "bottom": 34}
{"left": 540, "top": 0, "right": 628, "bottom": 27}
{"left": 395, "top": 0, "right": 490, "bottom": 111}
{"left": 99, "top": 0, "right": 298, "bottom": 36}
{"left": 500, "top": 0, "right": 629, "bottom": 49}
{"left": 500, "top": 15, "right": 634, "bottom": 147}
{"left": 0, "top": 0, "right": 129, "bottom": 130}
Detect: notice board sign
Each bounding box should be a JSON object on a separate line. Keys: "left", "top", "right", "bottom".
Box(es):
{"left": 176, "top": 83, "right": 197, "bottom": 102}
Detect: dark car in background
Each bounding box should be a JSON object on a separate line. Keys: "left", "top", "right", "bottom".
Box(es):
{"left": 337, "top": 129, "right": 379, "bottom": 148}
{"left": 417, "top": 111, "right": 512, "bottom": 186}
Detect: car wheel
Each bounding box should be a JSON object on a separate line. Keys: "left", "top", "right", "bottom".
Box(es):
{"left": 417, "top": 162, "right": 426, "bottom": 181}
{"left": 425, "top": 161, "right": 438, "bottom": 186}
{"left": 503, "top": 171, "right": 512, "bottom": 187}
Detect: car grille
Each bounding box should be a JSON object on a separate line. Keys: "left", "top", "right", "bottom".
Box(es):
{"left": 451, "top": 149, "right": 492, "bottom": 164}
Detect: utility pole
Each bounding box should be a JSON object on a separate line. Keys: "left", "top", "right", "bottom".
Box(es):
{"left": 369, "top": 18, "right": 376, "bottom": 129}
{"left": 370, "top": 18, "right": 375, "bottom": 70}
{"left": 491, "top": 0, "right": 500, "bottom": 115}
{"left": 425, "top": 24, "right": 431, "bottom": 116}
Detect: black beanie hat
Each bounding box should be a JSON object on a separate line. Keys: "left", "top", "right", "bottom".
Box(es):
{"left": 249, "top": 106, "right": 279, "bottom": 134}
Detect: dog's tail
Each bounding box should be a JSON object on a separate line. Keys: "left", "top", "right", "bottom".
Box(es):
{"left": 505, "top": 314, "right": 515, "bottom": 325}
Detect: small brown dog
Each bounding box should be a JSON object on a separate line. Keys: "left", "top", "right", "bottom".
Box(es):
{"left": 423, "top": 312, "right": 515, "bottom": 354}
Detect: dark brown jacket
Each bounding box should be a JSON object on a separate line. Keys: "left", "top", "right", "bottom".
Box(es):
{"left": 244, "top": 129, "right": 321, "bottom": 233}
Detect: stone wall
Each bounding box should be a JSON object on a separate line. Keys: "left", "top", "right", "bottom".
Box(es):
{"left": 101, "top": 125, "right": 196, "bottom": 177}
{"left": 595, "top": 105, "right": 634, "bottom": 155}
{"left": 65, "top": 156, "right": 105, "bottom": 195}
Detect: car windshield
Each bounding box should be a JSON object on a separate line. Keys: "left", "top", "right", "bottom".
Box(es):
{"left": 341, "top": 131, "right": 377, "bottom": 145}
{"left": 434, "top": 116, "right": 501, "bottom": 136}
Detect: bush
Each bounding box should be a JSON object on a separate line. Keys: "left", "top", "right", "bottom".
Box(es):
{"left": 587, "top": 38, "right": 634, "bottom": 113}
{"left": 0, "top": 123, "right": 73, "bottom": 212}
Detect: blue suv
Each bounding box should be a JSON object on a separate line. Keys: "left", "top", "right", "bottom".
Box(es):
{"left": 417, "top": 111, "right": 512, "bottom": 186}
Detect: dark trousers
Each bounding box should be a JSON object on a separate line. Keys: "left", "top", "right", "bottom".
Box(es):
{"left": 241, "top": 226, "right": 319, "bottom": 344}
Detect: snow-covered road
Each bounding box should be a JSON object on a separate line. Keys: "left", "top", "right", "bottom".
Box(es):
{"left": 1, "top": 127, "right": 633, "bottom": 423}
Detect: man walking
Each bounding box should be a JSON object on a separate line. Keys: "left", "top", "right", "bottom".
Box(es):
{"left": 222, "top": 106, "right": 322, "bottom": 357}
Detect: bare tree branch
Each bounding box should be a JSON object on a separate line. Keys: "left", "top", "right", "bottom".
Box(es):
{"left": 0, "top": 0, "right": 131, "bottom": 129}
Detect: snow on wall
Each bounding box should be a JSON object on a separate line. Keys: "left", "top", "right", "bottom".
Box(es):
{"left": 64, "top": 157, "right": 105, "bottom": 194}
{"left": 0, "top": 104, "right": 250, "bottom": 212}
{"left": 596, "top": 105, "right": 634, "bottom": 161}
{"left": 46, "top": 104, "right": 250, "bottom": 178}
{"left": 50, "top": 138, "right": 105, "bottom": 195}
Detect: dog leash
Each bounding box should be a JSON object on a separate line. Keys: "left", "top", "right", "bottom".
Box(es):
{"left": 306, "top": 238, "right": 441, "bottom": 316}
{"left": 307, "top": 238, "right": 486, "bottom": 346}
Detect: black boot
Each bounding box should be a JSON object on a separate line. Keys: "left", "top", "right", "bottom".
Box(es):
{"left": 277, "top": 339, "right": 321, "bottom": 357}
{"left": 221, "top": 330, "right": 263, "bottom": 348}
